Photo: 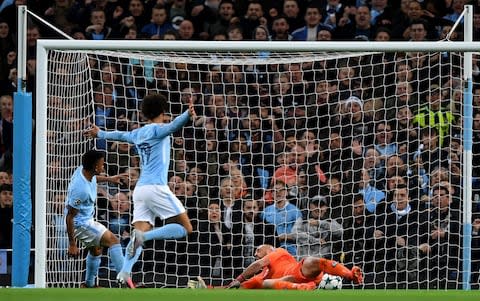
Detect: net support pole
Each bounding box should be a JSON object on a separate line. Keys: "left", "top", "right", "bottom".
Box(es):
{"left": 12, "top": 4, "right": 32, "bottom": 287}
{"left": 462, "top": 4, "right": 474, "bottom": 291}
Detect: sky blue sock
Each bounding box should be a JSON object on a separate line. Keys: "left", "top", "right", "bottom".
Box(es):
{"left": 85, "top": 253, "right": 101, "bottom": 287}
{"left": 109, "top": 243, "right": 124, "bottom": 273}
{"left": 121, "top": 241, "right": 143, "bottom": 274}
{"left": 143, "top": 224, "right": 187, "bottom": 241}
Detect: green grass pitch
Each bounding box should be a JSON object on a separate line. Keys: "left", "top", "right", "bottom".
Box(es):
{"left": 1, "top": 289, "right": 480, "bottom": 301}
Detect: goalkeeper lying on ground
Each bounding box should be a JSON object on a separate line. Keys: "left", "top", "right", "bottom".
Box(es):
{"left": 188, "top": 244, "right": 363, "bottom": 290}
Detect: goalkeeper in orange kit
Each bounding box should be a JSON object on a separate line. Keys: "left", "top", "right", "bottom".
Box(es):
{"left": 189, "top": 244, "right": 363, "bottom": 290}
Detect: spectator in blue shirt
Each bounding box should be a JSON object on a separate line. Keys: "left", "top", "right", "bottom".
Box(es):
{"left": 261, "top": 180, "right": 302, "bottom": 255}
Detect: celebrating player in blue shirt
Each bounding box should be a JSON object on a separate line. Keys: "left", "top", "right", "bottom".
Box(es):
{"left": 84, "top": 93, "right": 196, "bottom": 287}
{"left": 65, "top": 150, "right": 127, "bottom": 288}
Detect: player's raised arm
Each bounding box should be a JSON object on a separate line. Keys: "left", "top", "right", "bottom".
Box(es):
{"left": 188, "top": 96, "right": 197, "bottom": 120}
{"left": 83, "top": 124, "right": 100, "bottom": 139}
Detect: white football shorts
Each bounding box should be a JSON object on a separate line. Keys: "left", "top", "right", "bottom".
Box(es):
{"left": 132, "top": 185, "right": 186, "bottom": 225}
{"left": 74, "top": 219, "right": 108, "bottom": 248}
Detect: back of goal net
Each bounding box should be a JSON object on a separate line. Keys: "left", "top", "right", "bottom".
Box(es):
{"left": 42, "top": 48, "right": 466, "bottom": 289}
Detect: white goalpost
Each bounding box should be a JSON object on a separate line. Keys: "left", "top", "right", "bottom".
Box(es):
{"left": 34, "top": 8, "right": 476, "bottom": 289}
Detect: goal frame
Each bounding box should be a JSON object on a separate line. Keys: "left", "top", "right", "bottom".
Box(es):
{"left": 35, "top": 7, "right": 476, "bottom": 289}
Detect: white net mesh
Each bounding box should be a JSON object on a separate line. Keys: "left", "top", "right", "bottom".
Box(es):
{"left": 44, "top": 49, "right": 466, "bottom": 289}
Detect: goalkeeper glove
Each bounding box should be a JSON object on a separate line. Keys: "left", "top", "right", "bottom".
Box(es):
{"left": 351, "top": 266, "right": 363, "bottom": 284}
{"left": 225, "top": 274, "right": 245, "bottom": 289}
{"left": 187, "top": 276, "right": 208, "bottom": 289}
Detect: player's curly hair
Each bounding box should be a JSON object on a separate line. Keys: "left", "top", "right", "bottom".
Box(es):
{"left": 141, "top": 93, "right": 169, "bottom": 120}
{"left": 82, "top": 150, "right": 105, "bottom": 172}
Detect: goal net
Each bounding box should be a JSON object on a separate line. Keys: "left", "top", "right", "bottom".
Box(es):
{"left": 37, "top": 41, "right": 469, "bottom": 289}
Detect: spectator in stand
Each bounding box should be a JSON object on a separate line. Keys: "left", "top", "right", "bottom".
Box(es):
{"left": 231, "top": 1, "right": 265, "bottom": 40}
{"left": 162, "top": 29, "right": 180, "bottom": 40}
{"left": 178, "top": 19, "right": 195, "bottom": 40}
{"left": 293, "top": 195, "right": 343, "bottom": 259}
{"left": 385, "top": 81, "right": 416, "bottom": 120}
{"left": 391, "top": 1, "right": 440, "bottom": 41}
{"left": 292, "top": 5, "right": 333, "bottom": 41}
{"left": 413, "top": 84, "right": 455, "bottom": 147}
{"left": 321, "top": 0, "right": 346, "bottom": 29}
{"left": 217, "top": 177, "right": 243, "bottom": 231}
{"left": 319, "top": 129, "right": 347, "bottom": 176}
{"left": 126, "top": 0, "right": 149, "bottom": 29}
{"left": 44, "top": 0, "right": 76, "bottom": 35}
{"left": 363, "top": 146, "right": 385, "bottom": 190}
{"left": 334, "top": 5, "right": 375, "bottom": 41}
{"left": 355, "top": 167, "right": 386, "bottom": 214}
{"left": 374, "top": 121, "right": 397, "bottom": 159}
{"left": 231, "top": 198, "right": 276, "bottom": 269}
{"left": 270, "top": 15, "right": 292, "bottom": 41}
{"left": 374, "top": 27, "right": 391, "bottom": 41}
{"left": 342, "top": 194, "right": 375, "bottom": 282}
{"left": 419, "top": 181, "right": 461, "bottom": 289}
{"left": 373, "top": 184, "right": 426, "bottom": 288}
{"left": 169, "top": 0, "right": 188, "bottom": 21}
{"left": 474, "top": 8, "right": 480, "bottom": 41}
{"left": 252, "top": 25, "right": 269, "bottom": 41}
{"left": 282, "top": 0, "right": 303, "bottom": 33}
{"left": 26, "top": 24, "right": 40, "bottom": 61}
{"left": 414, "top": 127, "right": 450, "bottom": 192}
{"left": 261, "top": 180, "right": 302, "bottom": 256}
{"left": 201, "top": 0, "right": 236, "bottom": 40}
{"left": 317, "top": 28, "right": 333, "bottom": 41}
{"left": 103, "top": 192, "right": 131, "bottom": 250}
{"left": 0, "top": 171, "right": 9, "bottom": 185}
{"left": 168, "top": 174, "right": 185, "bottom": 197}
{"left": 369, "top": 0, "right": 393, "bottom": 28}
{"left": 195, "top": 200, "right": 233, "bottom": 285}
{"left": 0, "top": 94, "right": 12, "bottom": 171}
{"left": 272, "top": 143, "right": 305, "bottom": 189}
{"left": 443, "top": 0, "right": 465, "bottom": 24}
{"left": 0, "top": 184, "right": 12, "bottom": 248}
{"left": 85, "top": 9, "right": 112, "bottom": 40}
{"left": 141, "top": 4, "right": 174, "bottom": 39}
{"left": 0, "top": 19, "right": 14, "bottom": 82}
{"left": 408, "top": 18, "right": 429, "bottom": 42}
{"left": 186, "top": 166, "right": 209, "bottom": 208}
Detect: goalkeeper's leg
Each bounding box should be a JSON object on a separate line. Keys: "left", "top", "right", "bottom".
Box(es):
{"left": 302, "top": 257, "right": 363, "bottom": 284}
{"left": 265, "top": 279, "right": 316, "bottom": 290}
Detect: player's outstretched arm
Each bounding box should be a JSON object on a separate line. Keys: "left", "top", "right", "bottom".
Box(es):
{"left": 83, "top": 124, "right": 100, "bottom": 139}
{"left": 84, "top": 124, "right": 134, "bottom": 143}
{"left": 225, "top": 257, "right": 270, "bottom": 289}
{"left": 96, "top": 172, "right": 128, "bottom": 185}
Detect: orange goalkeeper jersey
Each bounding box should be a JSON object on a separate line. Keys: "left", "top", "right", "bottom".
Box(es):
{"left": 261, "top": 248, "right": 323, "bottom": 284}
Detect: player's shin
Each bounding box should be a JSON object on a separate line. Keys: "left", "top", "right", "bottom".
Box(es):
{"left": 109, "top": 243, "right": 124, "bottom": 273}
{"left": 85, "top": 253, "right": 102, "bottom": 287}
{"left": 121, "top": 242, "right": 143, "bottom": 273}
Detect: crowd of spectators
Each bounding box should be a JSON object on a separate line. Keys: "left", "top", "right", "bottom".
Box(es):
{"left": 2, "top": 0, "right": 480, "bottom": 290}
